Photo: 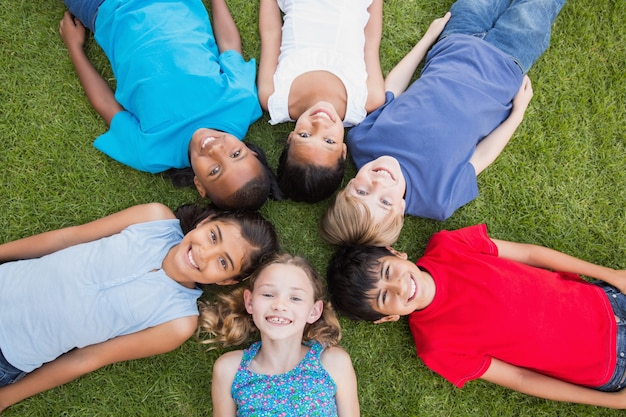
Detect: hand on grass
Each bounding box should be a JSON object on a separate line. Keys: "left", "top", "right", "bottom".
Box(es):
{"left": 422, "top": 11, "right": 451, "bottom": 44}
{"left": 59, "top": 11, "right": 87, "bottom": 51}
{"left": 512, "top": 75, "right": 534, "bottom": 116}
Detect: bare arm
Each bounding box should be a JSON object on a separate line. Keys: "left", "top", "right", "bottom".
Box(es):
{"left": 59, "top": 12, "right": 123, "bottom": 125}
{"left": 384, "top": 12, "right": 451, "bottom": 97}
{"left": 363, "top": 0, "right": 385, "bottom": 112}
{"left": 0, "top": 316, "right": 197, "bottom": 412}
{"left": 481, "top": 358, "right": 626, "bottom": 408}
{"left": 322, "top": 347, "right": 360, "bottom": 417}
{"left": 0, "top": 203, "right": 175, "bottom": 262}
{"left": 210, "top": 0, "right": 242, "bottom": 54}
{"left": 492, "top": 237, "right": 626, "bottom": 293}
{"left": 257, "top": 0, "right": 282, "bottom": 110}
{"left": 211, "top": 351, "right": 241, "bottom": 416}
{"left": 469, "top": 75, "right": 533, "bottom": 175}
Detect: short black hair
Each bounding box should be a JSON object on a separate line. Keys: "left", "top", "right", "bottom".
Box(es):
{"left": 326, "top": 245, "right": 395, "bottom": 322}
{"left": 277, "top": 142, "right": 345, "bottom": 203}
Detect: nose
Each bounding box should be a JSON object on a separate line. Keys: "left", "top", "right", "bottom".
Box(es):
{"left": 387, "top": 277, "right": 406, "bottom": 296}
{"left": 271, "top": 295, "right": 287, "bottom": 311}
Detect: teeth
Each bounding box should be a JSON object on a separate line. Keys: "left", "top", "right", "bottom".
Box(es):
{"left": 314, "top": 111, "right": 331, "bottom": 120}
{"left": 267, "top": 316, "right": 291, "bottom": 324}
{"left": 201, "top": 136, "right": 217, "bottom": 149}
{"left": 187, "top": 248, "right": 199, "bottom": 269}
{"left": 374, "top": 169, "right": 392, "bottom": 178}
{"left": 409, "top": 278, "right": 416, "bottom": 301}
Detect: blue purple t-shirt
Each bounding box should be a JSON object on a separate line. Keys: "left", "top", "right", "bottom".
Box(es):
{"left": 347, "top": 34, "right": 523, "bottom": 220}
{"left": 92, "top": 0, "right": 262, "bottom": 173}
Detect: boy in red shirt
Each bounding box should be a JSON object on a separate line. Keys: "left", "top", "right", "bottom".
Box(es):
{"left": 327, "top": 224, "right": 626, "bottom": 408}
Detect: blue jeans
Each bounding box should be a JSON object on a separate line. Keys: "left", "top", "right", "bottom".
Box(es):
{"left": 440, "top": 0, "right": 567, "bottom": 73}
{"left": 595, "top": 282, "right": 626, "bottom": 392}
{"left": 0, "top": 347, "right": 25, "bottom": 387}
{"left": 63, "top": 0, "right": 106, "bottom": 32}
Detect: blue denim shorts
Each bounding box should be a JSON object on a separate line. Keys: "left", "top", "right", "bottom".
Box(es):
{"left": 594, "top": 282, "right": 626, "bottom": 392}
{"left": 0, "top": 347, "right": 25, "bottom": 387}
{"left": 63, "top": 0, "right": 106, "bottom": 32}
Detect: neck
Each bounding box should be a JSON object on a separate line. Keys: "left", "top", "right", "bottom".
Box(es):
{"left": 250, "top": 336, "right": 308, "bottom": 375}
{"left": 288, "top": 71, "right": 347, "bottom": 119}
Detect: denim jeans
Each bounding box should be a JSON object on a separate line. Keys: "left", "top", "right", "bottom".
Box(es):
{"left": 440, "top": 0, "right": 567, "bottom": 73}
{"left": 594, "top": 282, "right": 626, "bottom": 392}
{"left": 0, "top": 347, "right": 25, "bottom": 387}
{"left": 63, "top": 0, "right": 106, "bottom": 32}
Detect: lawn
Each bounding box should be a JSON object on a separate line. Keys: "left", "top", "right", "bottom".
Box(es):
{"left": 1, "top": 0, "right": 625, "bottom": 415}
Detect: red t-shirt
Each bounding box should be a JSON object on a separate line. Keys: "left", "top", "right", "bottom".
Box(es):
{"left": 409, "top": 224, "right": 616, "bottom": 388}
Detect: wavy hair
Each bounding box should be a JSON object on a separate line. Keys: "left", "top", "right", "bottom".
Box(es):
{"left": 196, "top": 253, "right": 342, "bottom": 349}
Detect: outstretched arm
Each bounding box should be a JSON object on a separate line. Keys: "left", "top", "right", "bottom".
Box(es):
{"left": 0, "top": 203, "right": 174, "bottom": 263}
{"left": 469, "top": 75, "right": 533, "bottom": 175}
{"left": 59, "top": 12, "right": 123, "bottom": 125}
{"left": 257, "top": 0, "right": 282, "bottom": 110}
{"left": 492, "top": 237, "right": 626, "bottom": 293}
{"left": 363, "top": 0, "right": 385, "bottom": 112}
{"left": 384, "top": 12, "right": 450, "bottom": 97}
{"left": 481, "top": 358, "right": 626, "bottom": 408}
{"left": 210, "top": 0, "right": 242, "bottom": 53}
{"left": 0, "top": 316, "right": 197, "bottom": 413}
{"left": 322, "top": 347, "right": 360, "bottom": 417}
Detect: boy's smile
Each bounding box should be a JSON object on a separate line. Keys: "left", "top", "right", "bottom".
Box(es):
{"left": 345, "top": 156, "right": 407, "bottom": 224}
{"left": 368, "top": 254, "right": 436, "bottom": 323}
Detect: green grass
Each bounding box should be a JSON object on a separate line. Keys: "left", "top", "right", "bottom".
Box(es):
{"left": 1, "top": 0, "right": 625, "bottom": 415}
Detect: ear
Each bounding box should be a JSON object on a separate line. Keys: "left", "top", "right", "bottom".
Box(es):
{"left": 193, "top": 176, "right": 207, "bottom": 198}
{"left": 386, "top": 246, "right": 408, "bottom": 260}
{"left": 373, "top": 315, "right": 400, "bottom": 324}
{"left": 341, "top": 143, "right": 347, "bottom": 160}
{"left": 215, "top": 278, "right": 238, "bottom": 286}
{"left": 243, "top": 289, "right": 253, "bottom": 314}
{"left": 306, "top": 300, "right": 324, "bottom": 324}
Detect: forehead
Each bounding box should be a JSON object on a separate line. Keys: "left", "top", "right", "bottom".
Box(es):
{"left": 254, "top": 264, "right": 313, "bottom": 292}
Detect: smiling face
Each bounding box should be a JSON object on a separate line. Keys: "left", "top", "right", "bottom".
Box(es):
{"left": 345, "top": 156, "right": 407, "bottom": 224}
{"left": 289, "top": 101, "right": 347, "bottom": 167}
{"left": 367, "top": 254, "right": 436, "bottom": 323}
{"left": 189, "top": 128, "right": 263, "bottom": 203}
{"left": 162, "top": 219, "right": 250, "bottom": 287}
{"left": 244, "top": 263, "right": 323, "bottom": 342}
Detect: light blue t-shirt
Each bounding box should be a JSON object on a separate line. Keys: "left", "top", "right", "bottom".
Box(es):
{"left": 348, "top": 34, "right": 523, "bottom": 221}
{"left": 0, "top": 219, "right": 202, "bottom": 372}
{"left": 92, "top": 0, "right": 262, "bottom": 173}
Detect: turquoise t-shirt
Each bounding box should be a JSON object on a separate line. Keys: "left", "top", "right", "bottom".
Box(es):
{"left": 93, "top": 0, "right": 262, "bottom": 173}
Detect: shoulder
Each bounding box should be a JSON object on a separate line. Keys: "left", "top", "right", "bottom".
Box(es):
{"left": 320, "top": 345, "right": 353, "bottom": 370}
{"left": 141, "top": 203, "right": 177, "bottom": 221}
{"left": 213, "top": 350, "right": 244, "bottom": 377}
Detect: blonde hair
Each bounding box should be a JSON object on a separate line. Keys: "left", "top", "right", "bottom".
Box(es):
{"left": 319, "top": 189, "right": 404, "bottom": 246}
{"left": 196, "top": 254, "right": 342, "bottom": 349}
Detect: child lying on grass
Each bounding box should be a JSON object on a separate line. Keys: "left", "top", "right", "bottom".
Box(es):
{"left": 327, "top": 224, "right": 626, "bottom": 408}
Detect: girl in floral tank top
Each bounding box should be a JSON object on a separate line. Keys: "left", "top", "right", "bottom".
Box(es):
{"left": 198, "top": 254, "right": 360, "bottom": 416}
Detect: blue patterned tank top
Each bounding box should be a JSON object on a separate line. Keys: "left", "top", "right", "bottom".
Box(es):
{"left": 231, "top": 340, "right": 338, "bottom": 416}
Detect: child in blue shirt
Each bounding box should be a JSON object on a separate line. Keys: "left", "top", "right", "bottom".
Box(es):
{"left": 321, "top": 0, "right": 565, "bottom": 246}
{"left": 59, "top": 0, "right": 280, "bottom": 210}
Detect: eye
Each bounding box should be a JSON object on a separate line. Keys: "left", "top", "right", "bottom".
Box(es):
{"left": 231, "top": 150, "right": 241, "bottom": 158}
{"left": 385, "top": 266, "right": 390, "bottom": 280}
{"left": 291, "top": 296, "right": 303, "bottom": 302}
{"left": 324, "top": 138, "right": 336, "bottom": 144}
{"left": 210, "top": 230, "right": 217, "bottom": 244}
{"left": 261, "top": 293, "right": 274, "bottom": 298}
{"left": 381, "top": 198, "right": 392, "bottom": 206}
{"left": 382, "top": 290, "right": 388, "bottom": 304}
{"left": 209, "top": 166, "right": 221, "bottom": 176}
{"left": 298, "top": 132, "right": 310, "bottom": 138}
{"left": 356, "top": 189, "right": 368, "bottom": 196}
{"left": 219, "top": 257, "right": 227, "bottom": 270}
